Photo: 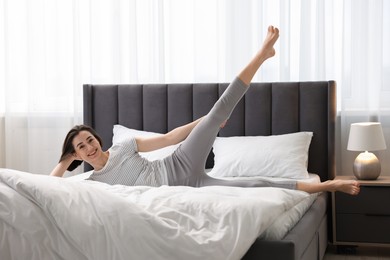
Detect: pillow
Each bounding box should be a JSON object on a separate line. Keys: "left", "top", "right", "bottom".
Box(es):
{"left": 112, "top": 125, "right": 180, "bottom": 161}
{"left": 208, "top": 132, "right": 313, "bottom": 179}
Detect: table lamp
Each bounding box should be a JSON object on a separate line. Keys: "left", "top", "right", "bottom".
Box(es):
{"left": 347, "top": 122, "right": 387, "bottom": 180}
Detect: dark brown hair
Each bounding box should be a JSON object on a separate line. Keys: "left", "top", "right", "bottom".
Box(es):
{"left": 60, "top": 125, "right": 103, "bottom": 171}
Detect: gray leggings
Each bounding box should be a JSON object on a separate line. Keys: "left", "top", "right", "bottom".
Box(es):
{"left": 163, "top": 77, "right": 297, "bottom": 190}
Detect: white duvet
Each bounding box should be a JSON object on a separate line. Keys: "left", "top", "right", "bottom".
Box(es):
{"left": 0, "top": 169, "right": 316, "bottom": 260}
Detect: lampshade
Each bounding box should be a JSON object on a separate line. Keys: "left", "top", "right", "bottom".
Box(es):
{"left": 347, "top": 122, "right": 386, "bottom": 152}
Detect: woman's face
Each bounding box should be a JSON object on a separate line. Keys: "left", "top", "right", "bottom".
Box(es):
{"left": 72, "top": 130, "right": 103, "bottom": 163}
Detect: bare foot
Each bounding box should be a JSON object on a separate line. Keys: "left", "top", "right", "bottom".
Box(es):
{"left": 237, "top": 25, "right": 279, "bottom": 85}
{"left": 257, "top": 25, "right": 279, "bottom": 61}
{"left": 327, "top": 180, "right": 360, "bottom": 195}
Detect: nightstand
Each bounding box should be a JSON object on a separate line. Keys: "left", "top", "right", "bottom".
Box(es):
{"left": 332, "top": 175, "right": 390, "bottom": 247}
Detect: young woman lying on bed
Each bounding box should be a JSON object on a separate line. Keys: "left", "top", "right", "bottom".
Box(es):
{"left": 50, "top": 25, "right": 360, "bottom": 196}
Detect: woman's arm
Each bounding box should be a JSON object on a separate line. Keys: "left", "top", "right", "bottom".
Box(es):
{"left": 50, "top": 154, "right": 76, "bottom": 177}
{"left": 136, "top": 117, "right": 204, "bottom": 152}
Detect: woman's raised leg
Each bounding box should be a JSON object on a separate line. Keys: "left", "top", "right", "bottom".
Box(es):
{"left": 164, "top": 26, "right": 280, "bottom": 186}
{"left": 238, "top": 25, "right": 279, "bottom": 85}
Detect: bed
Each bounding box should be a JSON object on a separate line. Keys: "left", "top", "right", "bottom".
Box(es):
{"left": 82, "top": 80, "right": 336, "bottom": 260}
{"left": 0, "top": 80, "right": 336, "bottom": 260}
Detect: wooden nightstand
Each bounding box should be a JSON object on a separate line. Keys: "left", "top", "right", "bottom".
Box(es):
{"left": 332, "top": 175, "right": 390, "bottom": 247}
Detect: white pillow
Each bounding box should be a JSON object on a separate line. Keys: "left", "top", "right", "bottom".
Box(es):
{"left": 112, "top": 125, "right": 180, "bottom": 161}
{"left": 208, "top": 132, "right": 313, "bottom": 179}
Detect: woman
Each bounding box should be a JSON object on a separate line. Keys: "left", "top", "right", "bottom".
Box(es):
{"left": 51, "top": 26, "right": 360, "bottom": 195}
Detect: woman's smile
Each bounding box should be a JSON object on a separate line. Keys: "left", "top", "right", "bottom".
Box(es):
{"left": 88, "top": 149, "right": 98, "bottom": 158}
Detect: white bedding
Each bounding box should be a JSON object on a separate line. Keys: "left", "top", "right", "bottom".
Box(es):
{"left": 0, "top": 169, "right": 317, "bottom": 260}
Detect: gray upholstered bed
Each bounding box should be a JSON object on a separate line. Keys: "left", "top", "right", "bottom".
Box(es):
{"left": 83, "top": 81, "right": 336, "bottom": 260}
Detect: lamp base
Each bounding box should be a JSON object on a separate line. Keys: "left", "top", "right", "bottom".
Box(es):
{"left": 353, "top": 152, "right": 381, "bottom": 180}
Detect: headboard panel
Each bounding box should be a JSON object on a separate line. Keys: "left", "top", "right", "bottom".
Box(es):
{"left": 83, "top": 81, "right": 336, "bottom": 181}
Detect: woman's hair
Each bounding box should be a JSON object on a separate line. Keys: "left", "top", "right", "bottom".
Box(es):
{"left": 60, "top": 124, "right": 103, "bottom": 171}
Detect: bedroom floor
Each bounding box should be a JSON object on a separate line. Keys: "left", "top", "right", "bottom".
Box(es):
{"left": 324, "top": 245, "right": 390, "bottom": 259}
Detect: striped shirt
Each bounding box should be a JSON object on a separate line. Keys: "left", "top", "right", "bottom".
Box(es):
{"left": 88, "top": 137, "right": 168, "bottom": 186}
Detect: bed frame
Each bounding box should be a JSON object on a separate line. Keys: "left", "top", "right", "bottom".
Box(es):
{"left": 83, "top": 81, "right": 336, "bottom": 260}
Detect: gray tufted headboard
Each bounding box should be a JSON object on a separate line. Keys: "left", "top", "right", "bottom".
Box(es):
{"left": 83, "top": 81, "right": 336, "bottom": 181}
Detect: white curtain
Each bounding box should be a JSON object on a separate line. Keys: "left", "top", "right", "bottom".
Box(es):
{"left": 1, "top": 0, "right": 389, "bottom": 176}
